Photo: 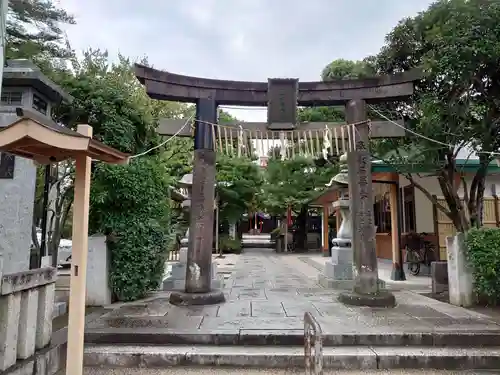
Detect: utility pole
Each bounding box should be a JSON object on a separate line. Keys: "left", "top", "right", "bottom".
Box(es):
{"left": 0, "top": 0, "right": 8, "bottom": 96}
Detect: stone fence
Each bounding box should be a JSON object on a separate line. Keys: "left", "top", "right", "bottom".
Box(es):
{"left": 0, "top": 267, "right": 56, "bottom": 372}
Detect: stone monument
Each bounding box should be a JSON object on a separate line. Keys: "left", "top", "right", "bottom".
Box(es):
{"left": 162, "top": 173, "right": 222, "bottom": 291}
{"left": 0, "top": 60, "right": 71, "bottom": 274}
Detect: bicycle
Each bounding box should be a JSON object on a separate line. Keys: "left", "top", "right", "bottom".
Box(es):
{"left": 404, "top": 232, "right": 437, "bottom": 276}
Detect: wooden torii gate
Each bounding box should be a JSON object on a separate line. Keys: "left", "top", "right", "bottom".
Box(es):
{"left": 135, "top": 65, "right": 421, "bottom": 306}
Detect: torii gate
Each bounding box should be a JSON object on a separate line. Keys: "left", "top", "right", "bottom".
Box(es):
{"left": 135, "top": 65, "right": 421, "bottom": 307}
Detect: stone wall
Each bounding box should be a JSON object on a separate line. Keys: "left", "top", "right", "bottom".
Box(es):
{"left": 0, "top": 267, "right": 56, "bottom": 373}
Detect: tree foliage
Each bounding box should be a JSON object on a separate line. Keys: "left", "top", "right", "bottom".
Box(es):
{"left": 373, "top": 0, "right": 500, "bottom": 232}
{"left": 216, "top": 154, "right": 263, "bottom": 224}
{"left": 7, "top": 0, "right": 75, "bottom": 66}
{"left": 89, "top": 158, "right": 174, "bottom": 301}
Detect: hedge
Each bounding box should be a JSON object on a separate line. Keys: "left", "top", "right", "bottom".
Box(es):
{"left": 465, "top": 228, "right": 500, "bottom": 305}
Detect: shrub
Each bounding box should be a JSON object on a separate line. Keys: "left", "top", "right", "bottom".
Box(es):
{"left": 90, "top": 158, "right": 175, "bottom": 301}
{"left": 465, "top": 228, "right": 500, "bottom": 305}
{"left": 218, "top": 236, "right": 242, "bottom": 254}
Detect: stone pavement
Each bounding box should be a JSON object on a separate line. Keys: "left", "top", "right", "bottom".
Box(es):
{"left": 298, "top": 254, "right": 432, "bottom": 292}
{"left": 84, "top": 248, "right": 500, "bottom": 370}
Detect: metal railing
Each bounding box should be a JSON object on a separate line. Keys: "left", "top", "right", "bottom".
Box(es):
{"left": 304, "top": 311, "right": 323, "bottom": 375}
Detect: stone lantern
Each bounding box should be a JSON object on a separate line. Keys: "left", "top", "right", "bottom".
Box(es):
{"left": 319, "top": 153, "right": 355, "bottom": 289}
{"left": 162, "top": 173, "right": 222, "bottom": 291}
{"left": 0, "top": 60, "right": 71, "bottom": 274}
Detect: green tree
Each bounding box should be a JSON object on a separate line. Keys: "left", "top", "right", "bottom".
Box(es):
{"left": 373, "top": 0, "right": 500, "bottom": 232}
{"left": 298, "top": 58, "right": 377, "bottom": 127}
{"left": 90, "top": 157, "right": 174, "bottom": 301}
{"left": 262, "top": 156, "right": 338, "bottom": 250}
{"left": 321, "top": 58, "right": 376, "bottom": 81}
{"left": 7, "top": 0, "right": 75, "bottom": 67}
{"left": 216, "top": 154, "right": 263, "bottom": 226}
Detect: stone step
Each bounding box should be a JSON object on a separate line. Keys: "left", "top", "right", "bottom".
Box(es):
{"left": 241, "top": 243, "right": 274, "bottom": 249}
{"left": 84, "top": 328, "right": 500, "bottom": 347}
{"left": 78, "top": 369, "right": 490, "bottom": 375}
{"left": 83, "top": 344, "right": 500, "bottom": 370}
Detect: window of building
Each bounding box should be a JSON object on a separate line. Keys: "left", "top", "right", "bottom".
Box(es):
{"left": 1, "top": 91, "right": 23, "bottom": 106}
{"left": 0, "top": 153, "right": 15, "bottom": 179}
{"left": 32, "top": 94, "right": 48, "bottom": 115}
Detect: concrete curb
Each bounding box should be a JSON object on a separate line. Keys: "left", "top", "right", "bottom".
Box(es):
{"left": 83, "top": 345, "right": 500, "bottom": 370}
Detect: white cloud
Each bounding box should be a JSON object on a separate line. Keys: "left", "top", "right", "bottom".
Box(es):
{"left": 60, "top": 0, "right": 434, "bottom": 121}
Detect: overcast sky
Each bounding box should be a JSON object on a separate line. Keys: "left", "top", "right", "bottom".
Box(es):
{"left": 61, "top": 0, "right": 434, "bottom": 122}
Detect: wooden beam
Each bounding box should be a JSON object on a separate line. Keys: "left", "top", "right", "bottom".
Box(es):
{"left": 66, "top": 125, "right": 92, "bottom": 375}
{"left": 157, "top": 119, "right": 406, "bottom": 139}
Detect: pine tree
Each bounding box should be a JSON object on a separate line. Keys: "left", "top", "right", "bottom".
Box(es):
{"left": 6, "top": 0, "right": 75, "bottom": 62}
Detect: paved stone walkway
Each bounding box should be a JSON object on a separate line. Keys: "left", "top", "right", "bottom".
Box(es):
{"left": 86, "top": 248, "right": 500, "bottom": 341}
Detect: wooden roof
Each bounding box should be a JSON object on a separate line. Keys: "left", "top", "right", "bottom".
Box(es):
{"left": 0, "top": 109, "right": 129, "bottom": 164}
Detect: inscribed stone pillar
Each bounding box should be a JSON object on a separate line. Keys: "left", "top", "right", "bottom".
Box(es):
{"left": 169, "top": 98, "right": 225, "bottom": 305}
{"left": 339, "top": 99, "right": 395, "bottom": 307}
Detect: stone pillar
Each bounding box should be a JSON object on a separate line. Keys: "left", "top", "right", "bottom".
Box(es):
{"left": 169, "top": 98, "right": 225, "bottom": 306}
{"left": 338, "top": 99, "right": 395, "bottom": 307}
{"left": 0, "top": 293, "right": 21, "bottom": 370}
{"left": 446, "top": 233, "right": 473, "bottom": 307}
{"left": 36, "top": 283, "right": 55, "bottom": 349}
{"left": 17, "top": 288, "right": 39, "bottom": 359}
{"left": 86, "top": 235, "right": 112, "bottom": 306}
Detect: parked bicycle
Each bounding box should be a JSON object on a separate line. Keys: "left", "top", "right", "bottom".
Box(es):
{"left": 404, "top": 232, "right": 437, "bottom": 276}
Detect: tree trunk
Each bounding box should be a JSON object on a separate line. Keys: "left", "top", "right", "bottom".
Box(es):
{"left": 295, "top": 205, "right": 308, "bottom": 251}
{"left": 468, "top": 157, "right": 489, "bottom": 228}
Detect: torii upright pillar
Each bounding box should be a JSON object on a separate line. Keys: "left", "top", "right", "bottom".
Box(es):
{"left": 169, "top": 98, "right": 226, "bottom": 305}
{"left": 338, "top": 99, "right": 396, "bottom": 307}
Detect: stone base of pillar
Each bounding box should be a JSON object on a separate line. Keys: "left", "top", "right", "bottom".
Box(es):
{"left": 162, "top": 244, "right": 223, "bottom": 291}
{"left": 319, "top": 273, "right": 386, "bottom": 290}
{"left": 318, "top": 274, "right": 354, "bottom": 290}
{"left": 169, "top": 289, "right": 226, "bottom": 306}
{"left": 318, "top": 239, "right": 354, "bottom": 289}
{"left": 338, "top": 289, "right": 396, "bottom": 308}
{"left": 162, "top": 262, "right": 222, "bottom": 291}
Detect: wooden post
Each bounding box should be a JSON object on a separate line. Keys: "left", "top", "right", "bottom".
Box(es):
{"left": 494, "top": 195, "right": 499, "bottom": 227}
{"left": 432, "top": 194, "right": 440, "bottom": 260}
{"left": 284, "top": 207, "right": 289, "bottom": 252}
{"left": 336, "top": 209, "right": 341, "bottom": 233}
{"left": 322, "top": 205, "right": 329, "bottom": 256}
{"left": 389, "top": 183, "right": 404, "bottom": 280}
{"left": 65, "top": 125, "right": 92, "bottom": 375}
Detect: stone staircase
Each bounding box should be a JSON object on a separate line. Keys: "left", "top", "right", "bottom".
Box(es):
{"left": 83, "top": 326, "right": 500, "bottom": 371}
{"left": 241, "top": 233, "right": 273, "bottom": 249}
